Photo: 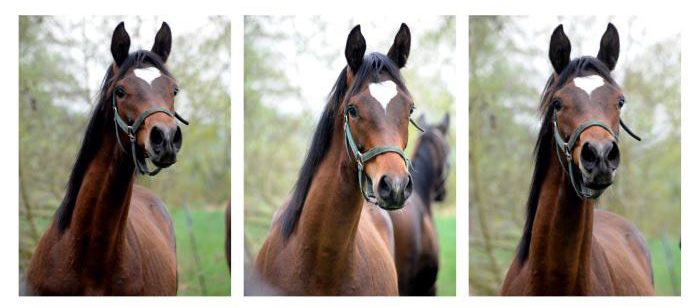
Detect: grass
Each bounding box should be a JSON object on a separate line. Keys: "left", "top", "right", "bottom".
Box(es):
{"left": 648, "top": 238, "right": 681, "bottom": 295}
{"left": 170, "top": 207, "right": 231, "bottom": 296}
{"left": 435, "top": 213, "right": 457, "bottom": 296}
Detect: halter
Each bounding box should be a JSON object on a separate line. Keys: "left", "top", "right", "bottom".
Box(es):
{"left": 552, "top": 113, "right": 640, "bottom": 199}
{"left": 112, "top": 90, "right": 189, "bottom": 176}
{"left": 343, "top": 105, "right": 424, "bottom": 205}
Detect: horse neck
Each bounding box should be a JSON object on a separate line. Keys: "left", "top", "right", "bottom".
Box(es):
{"left": 411, "top": 139, "right": 436, "bottom": 210}
{"left": 527, "top": 148, "right": 596, "bottom": 294}
{"left": 68, "top": 131, "right": 135, "bottom": 270}
{"left": 294, "top": 124, "right": 365, "bottom": 280}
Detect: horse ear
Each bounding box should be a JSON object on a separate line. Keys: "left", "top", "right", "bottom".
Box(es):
{"left": 387, "top": 23, "right": 411, "bottom": 68}
{"left": 111, "top": 22, "right": 131, "bottom": 67}
{"left": 548, "top": 24, "right": 571, "bottom": 74}
{"left": 418, "top": 113, "right": 427, "bottom": 129}
{"left": 151, "top": 22, "right": 172, "bottom": 63}
{"left": 345, "top": 25, "right": 366, "bottom": 74}
{"left": 597, "top": 23, "right": 620, "bottom": 71}
{"left": 439, "top": 113, "right": 450, "bottom": 134}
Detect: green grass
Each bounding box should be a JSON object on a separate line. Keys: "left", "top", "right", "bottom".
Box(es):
{"left": 435, "top": 214, "right": 456, "bottom": 296}
{"left": 648, "top": 238, "right": 681, "bottom": 295}
{"left": 170, "top": 207, "right": 231, "bottom": 296}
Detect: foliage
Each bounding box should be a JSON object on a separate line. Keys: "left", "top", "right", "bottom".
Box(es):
{"left": 469, "top": 16, "right": 681, "bottom": 295}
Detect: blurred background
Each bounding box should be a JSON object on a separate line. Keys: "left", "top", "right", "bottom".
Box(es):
{"left": 244, "top": 16, "right": 456, "bottom": 295}
{"left": 19, "top": 16, "right": 231, "bottom": 296}
{"left": 469, "top": 16, "right": 681, "bottom": 295}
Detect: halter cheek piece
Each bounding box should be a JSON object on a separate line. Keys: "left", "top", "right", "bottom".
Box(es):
{"left": 553, "top": 113, "right": 640, "bottom": 199}
{"left": 112, "top": 90, "right": 189, "bottom": 176}
{"left": 343, "top": 105, "right": 424, "bottom": 205}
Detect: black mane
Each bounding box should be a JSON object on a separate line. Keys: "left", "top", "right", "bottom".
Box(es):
{"left": 515, "top": 56, "right": 615, "bottom": 264}
{"left": 54, "top": 50, "right": 171, "bottom": 231}
{"left": 279, "top": 52, "right": 407, "bottom": 240}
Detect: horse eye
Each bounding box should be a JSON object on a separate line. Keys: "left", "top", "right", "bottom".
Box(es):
{"left": 553, "top": 99, "right": 563, "bottom": 111}
{"left": 410, "top": 106, "right": 415, "bottom": 115}
{"left": 618, "top": 97, "right": 625, "bottom": 108}
{"left": 115, "top": 87, "right": 126, "bottom": 99}
{"left": 173, "top": 86, "right": 179, "bottom": 97}
{"left": 347, "top": 105, "right": 358, "bottom": 118}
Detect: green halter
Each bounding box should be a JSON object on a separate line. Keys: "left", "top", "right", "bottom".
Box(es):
{"left": 343, "top": 105, "right": 423, "bottom": 205}
{"left": 112, "top": 91, "right": 189, "bottom": 176}
{"left": 552, "top": 114, "right": 640, "bottom": 199}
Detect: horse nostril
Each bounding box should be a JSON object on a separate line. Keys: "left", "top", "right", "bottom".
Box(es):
{"left": 378, "top": 175, "right": 392, "bottom": 201}
{"left": 150, "top": 127, "right": 165, "bottom": 153}
{"left": 606, "top": 141, "right": 620, "bottom": 169}
{"left": 403, "top": 175, "right": 413, "bottom": 200}
{"left": 580, "top": 142, "right": 598, "bottom": 172}
{"left": 172, "top": 126, "right": 183, "bottom": 150}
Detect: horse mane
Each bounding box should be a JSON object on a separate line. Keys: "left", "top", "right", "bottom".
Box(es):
{"left": 54, "top": 50, "right": 171, "bottom": 232}
{"left": 279, "top": 52, "right": 407, "bottom": 240}
{"left": 515, "top": 56, "right": 616, "bottom": 264}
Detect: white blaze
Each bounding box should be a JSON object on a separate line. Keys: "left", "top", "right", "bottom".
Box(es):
{"left": 369, "top": 80, "right": 398, "bottom": 112}
{"left": 573, "top": 75, "right": 605, "bottom": 98}
{"left": 133, "top": 67, "right": 162, "bottom": 87}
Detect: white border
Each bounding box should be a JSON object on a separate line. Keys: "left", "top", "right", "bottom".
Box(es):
{"left": 1, "top": 0, "right": 697, "bottom": 307}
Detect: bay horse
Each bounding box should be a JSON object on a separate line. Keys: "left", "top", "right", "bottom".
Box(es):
{"left": 25, "top": 22, "right": 188, "bottom": 295}
{"left": 501, "top": 23, "right": 654, "bottom": 295}
{"left": 253, "top": 24, "right": 419, "bottom": 295}
{"left": 390, "top": 114, "right": 450, "bottom": 295}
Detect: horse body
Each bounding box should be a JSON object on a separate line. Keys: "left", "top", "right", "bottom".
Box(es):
{"left": 254, "top": 24, "right": 416, "bottom": 296}
{"left": 26, "top": 137, "right": 177, "bottom": 295}
{"left": 25, "top": 22, "right": 183, "bottom": 296}
{"left": 254, "top": 138, "right": 399, "bottom": 295}
{"left": 501, "top": 160, "right": 653, "bottom": 295}
{"left": 501, "top": 23, "right": 653, "bottom": 296}
{"left": 390, "top": 116, "right": 449, "bottom": 295}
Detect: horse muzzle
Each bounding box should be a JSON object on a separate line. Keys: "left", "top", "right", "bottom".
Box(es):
{"left": 147, "top": 124, "right": 183, "bottom": 168}
{"left": 374, "top": 173, "right": 412, "bottom": 210}
{"left": 577, "top": 139, "right": 619, "bottom": 195}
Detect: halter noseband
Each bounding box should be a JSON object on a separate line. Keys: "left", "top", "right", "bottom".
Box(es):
{"left": 112, "top": 90, "right": 189, "bottom": 176}
{"left": 552, "top": 113, "right": 640, "bottom": 199}
{"left": 343, "top": 105, "right": 423, "bottom": 205}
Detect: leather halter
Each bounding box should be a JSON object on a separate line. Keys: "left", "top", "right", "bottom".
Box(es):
{"left": 112, "top": 89, "right": 189, "bottom": 176}
{"left": 552, "top": 113, "right": 640, "bottom": 199}
{"left": 343, "top": 105, "right": 423, "bottom": 205}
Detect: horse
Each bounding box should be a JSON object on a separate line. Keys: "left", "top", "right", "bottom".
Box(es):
{"left": 252, "top": 24, "right": 419, "bottom": 295}
{"left": 25, "top": 22, "right": 188, "bottom": 295}
{"left": 501, "top": 23, "right": 654, "bottom": 295}
{"left": 390, "top": 114, "right": 450, "bottom": 295}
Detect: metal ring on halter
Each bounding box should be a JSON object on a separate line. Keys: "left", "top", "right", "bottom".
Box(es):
{"left": 112, "top": 90, "right": 189, "bottom": 176}
{"left": 552, "top": 112, "right": 640, "bottom": 199}
{"left": 343, "top": 106, "right": 421, "bottom": 205}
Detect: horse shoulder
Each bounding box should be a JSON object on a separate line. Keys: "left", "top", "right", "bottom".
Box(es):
{"left": 592, "top": 209, "right": 654, "bottom": 295}
{"left": 362, "top": 203, "right": 395, "bottom": 256}
{"left": 355, "top": 211, "right": 399, "bottom": 295}
{"left": 125, "top": 185, "right": 177, "bottom": 295}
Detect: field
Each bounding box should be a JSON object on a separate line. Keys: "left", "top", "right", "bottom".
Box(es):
{"left": 435, "top": 214, "right": 457, "bottom": 296}
{"left": 171, "top": 207, "right": 231, "bottom": 296}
